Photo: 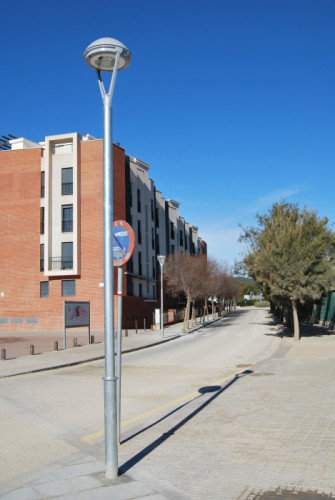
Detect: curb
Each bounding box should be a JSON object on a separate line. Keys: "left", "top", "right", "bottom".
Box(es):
{"left": 0, "top": 316, "right": 227, "bottom": 379}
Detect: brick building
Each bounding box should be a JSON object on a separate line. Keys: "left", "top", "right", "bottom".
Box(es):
{"left": 0, "top": 133, "right": 206, "bottom": 332}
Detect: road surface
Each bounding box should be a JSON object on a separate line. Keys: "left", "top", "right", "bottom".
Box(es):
{"left": 0, "top": 308, "right": 279, "bottom": 494}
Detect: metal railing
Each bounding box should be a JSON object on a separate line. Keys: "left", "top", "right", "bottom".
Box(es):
{"left": 49, "top": 257, "right": 73, "bottom": 270}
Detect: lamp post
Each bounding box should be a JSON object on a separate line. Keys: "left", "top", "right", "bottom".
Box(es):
{"left": 84, "top": 37, "right": 131, "bottom": 481}
{"left": 157, "top": 255, "right": 166, "bottom": 337}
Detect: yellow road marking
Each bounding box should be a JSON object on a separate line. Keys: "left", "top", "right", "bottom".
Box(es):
{"left": 81, "top": 336, "right": 282, "bottom": 443}
{"left": 80, "top": 371, "right": 240, "bottom": 443}
{"left": 0, "top": 371, "right": 38, "bottom": 381}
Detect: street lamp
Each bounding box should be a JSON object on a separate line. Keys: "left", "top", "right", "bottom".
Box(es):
{"left": 157, "top": 255, "right": 166, "bottom": 338}
{"left": 84, "top": 37, "right": 131, "bottom": 481}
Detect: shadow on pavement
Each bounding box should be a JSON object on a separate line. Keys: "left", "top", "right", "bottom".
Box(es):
{"left": 265, "top": 318, "right": 335, "bottom": 339}
{"left": 246, "top": 488, "right": 334, "bottom": 499}
{"left": 119, "top": 369, "right": 253, "bottom": 475}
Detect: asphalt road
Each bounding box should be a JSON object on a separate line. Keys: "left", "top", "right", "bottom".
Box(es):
{"left": 0, "top": 308, "right": 280, "bottom": 490}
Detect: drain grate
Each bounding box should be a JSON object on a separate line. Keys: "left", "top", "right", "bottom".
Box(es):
{"left": 250, "top": 372, "right": 275, "bottom": 376}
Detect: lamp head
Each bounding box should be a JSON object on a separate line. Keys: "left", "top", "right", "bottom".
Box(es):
{"left": 157, "top": 255, "right": 166, "bottom": 268}
{"left": 84, "top": 37, "right": 131, "bottom": 72}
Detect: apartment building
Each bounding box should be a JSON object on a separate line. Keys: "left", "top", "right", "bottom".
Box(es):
{"left": 0, "top": 132, "right": 206, "bottom": 332}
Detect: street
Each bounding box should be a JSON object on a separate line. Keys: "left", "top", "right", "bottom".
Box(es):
{"left": 0, "top": 309, "right": 278, "bottom": 486}
{"left": 1, "top": 308, "right": 335, "bottom": 499}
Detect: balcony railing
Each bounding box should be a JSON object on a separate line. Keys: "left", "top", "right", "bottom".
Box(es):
{"left": 49, "top": 257, "right": 73, "bottom": 270}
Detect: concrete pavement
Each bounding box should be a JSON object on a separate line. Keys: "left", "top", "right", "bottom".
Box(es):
{"left": 1, "top": 310, "right": 335, "bottom": 499}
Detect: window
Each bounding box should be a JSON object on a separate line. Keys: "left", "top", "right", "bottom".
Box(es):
{"left": 138, "top": 220, "right": 142, "bottom": 245}
{"left": 129, "top": 182, "right": 132, "bottom": 207}
{"left": 62, "top": 168, "right": 73, "bottom": 195}
{"left": 138, "top": 252, "right": 142, "bottom": 276}
{"left": 152, "top": 256, "right": 155, "bottom": 278}
{"left": 151, "top": 199, "right": 154, "bottom": 221}
{"left": 156, "top": 234, "right": 160, "bottom": 254}
{"left": 62, "top": 280, "right": 75, "bottom": 297}
{"left": 127, "top": 257, "right": 133, "bottom": 273}
{"left": 171, "top": 245, "right": 175, "bottom": 254}
{"left": 40, "top": 281, "right": 49, "bottom": 298}
{"left": 170, "top": 222, "right": 175, "bottom": 240}
{"left": 137, "top": 189, "right": 141, "bottom": 212}
{"left": 53, "top": 143, "right": 73, "bottom": 154}
{"left": 41, "top": 172, "right": 45, "bottom": 198}
{"left": 40, "top": 244, "right": 44, "bottom": 271}
{"left": 151, "top": 228, "right": 155, "bottom": 250}
{"left": 180, "top": 230, "right": 184, "bottom": 246}
{"left": 62, "top": 205, "right": 73, "bottom": 232}
{"left": 155, "top": 207, "right": 159, "bottom": 227}
{"left": 61, "top": 242, "right": 73, "bottom": 270}
{"left": 139, "top": 283, "right": 142, "bottom": 297}
{"left": 40, "top": 207, "right": 45, "bottom": 234}
{"left": 145, "top": 205, "right": 148, "bottom": 232}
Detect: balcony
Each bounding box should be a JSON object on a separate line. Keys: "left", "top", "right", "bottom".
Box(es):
{"left": 49, "top": 257, "right": 73, "bottom": 271}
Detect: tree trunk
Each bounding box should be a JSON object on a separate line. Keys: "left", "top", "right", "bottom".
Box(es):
{"left": 292, "top": 299, "right": 300, "bottom": 341}
{"left": 183, "top": 297, "right": 191, "bottom": 331}
{"left": 191, "top": 300, "right": 196, "bottom": 326}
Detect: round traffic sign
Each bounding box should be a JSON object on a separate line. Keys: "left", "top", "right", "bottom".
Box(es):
{"left": 113, "top": 220, "right": 135, "bottom": 267}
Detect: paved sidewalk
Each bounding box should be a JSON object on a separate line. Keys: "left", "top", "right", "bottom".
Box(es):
{"left": 1, "top": 312, "right": 335, "bottom": 499}
{"left": 0, "top": 317, "right": 214, "bottom": 378}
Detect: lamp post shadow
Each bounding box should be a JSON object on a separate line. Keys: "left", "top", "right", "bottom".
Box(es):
{"left": 119, "top": 369, "right": 253, "bottom": 475}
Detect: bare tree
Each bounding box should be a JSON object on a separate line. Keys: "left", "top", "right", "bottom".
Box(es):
{"left": 165, "top": 253, "right": 204, "bottom": 331}
{"left": 165, "top": 253, "right": 242, "bottom": 330}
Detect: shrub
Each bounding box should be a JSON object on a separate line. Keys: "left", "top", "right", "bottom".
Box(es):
{"left": 240, "top": 300, "right": 256, "bottom": 306}
{"left": 254, "top": 300, "right": 270, "bottom": 308}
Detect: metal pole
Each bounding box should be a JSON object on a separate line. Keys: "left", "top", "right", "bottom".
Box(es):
{"left": 63, "top": 302, "right": 66, "bottom": 350}
{"left": 161, "top": 265, "right": 164, "bottom": 338}
{"left": 88, "top": 300, "right": 91, "bottom": 344}
{"left": 102, "top": 88, "right": 118, "bottom": 481}
{"left": 116, "top": 265, "right": 123, "bottom": 445}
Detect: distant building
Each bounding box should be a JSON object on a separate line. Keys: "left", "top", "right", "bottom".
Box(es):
{"left": 0, "top": 133, "right": 206, "bottom": 332}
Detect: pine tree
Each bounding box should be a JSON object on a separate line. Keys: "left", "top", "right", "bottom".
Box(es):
{"left": 240, "top": 202, "right": 335, "bottom": 340}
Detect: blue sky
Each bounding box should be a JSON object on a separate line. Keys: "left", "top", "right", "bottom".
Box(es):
{"left": 1, "top": 0, "right": 334, "bottom": 267}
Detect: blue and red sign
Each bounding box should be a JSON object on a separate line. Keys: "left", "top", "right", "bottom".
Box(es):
{"left": 113, "top": 220, "right": 135, "bottom": 267}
